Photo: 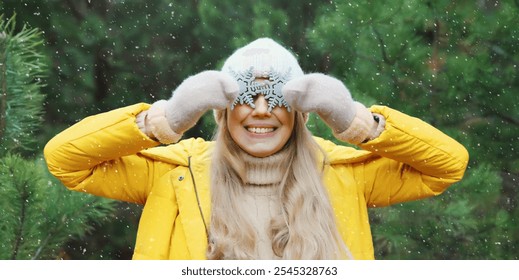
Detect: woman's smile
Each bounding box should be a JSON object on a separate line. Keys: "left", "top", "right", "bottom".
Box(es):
{"left": 228, "top": 95, "right": 295, "bottom": 158}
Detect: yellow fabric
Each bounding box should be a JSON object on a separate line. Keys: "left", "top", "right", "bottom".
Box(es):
{"left": 44, "top": 103, "right": 469, "bottom": 260}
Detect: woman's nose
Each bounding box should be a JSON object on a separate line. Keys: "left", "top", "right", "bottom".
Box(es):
{"left": 251, "top": 95, "right": 271, "bottom": 117}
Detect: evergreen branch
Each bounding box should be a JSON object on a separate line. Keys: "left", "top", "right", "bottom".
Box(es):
{"left": 483, "top": 42, "right": 519, "bottom": 65}
{"left": 371, "top": 25, "right": 394, "bottom": 65}
{"left": 32, "top": 233, "right": 52, "bottom": 260}
{"left": 0, "top": 34, "right": 6, "bottom": 140}
{"left": 64, "top": 0, "right": 86, "bottom": 21}
{"left": 486, "top": 110, "right": 519, "bottom": 127}
{"left": 2, "top": 154, "right": 115, "bottom": 259}
{"left": 372, "top": 3, "right": 404, "bottom": 26}
{"left": 0, "top": 14, "right": 47, "bottom": 155}
{"left": 8, "top": 164, "right": 30, "bottom": 260}
{"left": 472, "top": 83, "right": 519, "bottom": 127}
{"left": 0, "top": 14, "right": 10, "bottom": 141}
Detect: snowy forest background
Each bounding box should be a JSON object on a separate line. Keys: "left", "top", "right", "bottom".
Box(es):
{"left": 0, "top": 0, "right": 517, "bottom": 260}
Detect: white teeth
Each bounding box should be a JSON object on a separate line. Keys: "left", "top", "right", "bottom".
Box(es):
{"left": 247, "top": 127, "right": 274, "bottom": 134}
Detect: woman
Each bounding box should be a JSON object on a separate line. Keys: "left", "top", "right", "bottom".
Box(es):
{"left": 44, "top": 38, "right": 469, "bottom": 260}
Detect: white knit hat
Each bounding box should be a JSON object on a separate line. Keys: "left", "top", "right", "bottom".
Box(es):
{"left": 221, "top": 38, "right": 304, "bottom": 79}
{"left": 215, "top": 38, "right": 304, "bottom": 123}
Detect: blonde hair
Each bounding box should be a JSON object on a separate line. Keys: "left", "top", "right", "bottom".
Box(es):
{"left": 207, "top": 111, "right": 351, "bottom": 259}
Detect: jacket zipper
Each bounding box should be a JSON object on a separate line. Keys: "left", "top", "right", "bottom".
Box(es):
{"left": 187, "top": 156, "right": 209, "bottom": 239}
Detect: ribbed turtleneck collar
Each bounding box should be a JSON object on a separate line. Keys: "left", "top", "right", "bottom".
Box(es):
{"left": 240, "top": 147, "right": 291, "bottom": 186}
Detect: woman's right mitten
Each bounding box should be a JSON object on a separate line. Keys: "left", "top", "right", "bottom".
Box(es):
{"left": 139, "top": 71, "right": 239, "bottom": 144}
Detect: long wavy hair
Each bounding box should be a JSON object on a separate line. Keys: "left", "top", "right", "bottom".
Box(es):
{"left": 206, "top": 110, "right": 352, "bottom": 260}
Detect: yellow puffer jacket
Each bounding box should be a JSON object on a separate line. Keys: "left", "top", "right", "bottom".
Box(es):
{"left": 44, "top": 103, "right": 469, "bottom": 260}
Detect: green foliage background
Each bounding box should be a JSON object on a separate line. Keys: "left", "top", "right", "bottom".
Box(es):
{"left": 1, "top": 0, "right": 517, "bottom": 259}
{"left": 0, "top": 13, "right": 115, "bottom": 259}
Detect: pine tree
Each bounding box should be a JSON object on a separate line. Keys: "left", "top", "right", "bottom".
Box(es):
{"left": 3, "top": 0, "right": 517, "bottom": 259}
{"left": 0, "top": 14, "right": 115, "bottom": 260}
{"left": 308, "top": 0, "right": 519, "bottom": 259}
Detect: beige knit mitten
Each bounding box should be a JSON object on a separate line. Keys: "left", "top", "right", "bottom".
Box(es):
{"left": 137, "top": 71, "right": 239, "bottom": 144}
{"left": 283, "top": 73, "right": 382, "bottom": 144}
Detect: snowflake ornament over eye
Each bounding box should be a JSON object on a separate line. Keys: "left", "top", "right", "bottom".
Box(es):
{"left": 229, "top": 67, "right": 292, "bottom": 112}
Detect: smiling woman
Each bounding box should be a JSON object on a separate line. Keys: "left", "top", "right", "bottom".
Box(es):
{"left": 227, "top": 94, "right": 295, "bottom": 158}
{"left": 44, "top": 37, "right": 469, "bottom": 260}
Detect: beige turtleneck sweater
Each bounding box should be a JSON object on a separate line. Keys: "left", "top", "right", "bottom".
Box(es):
{"left": 237, "top": 149, "right": 290, "bottom": 259}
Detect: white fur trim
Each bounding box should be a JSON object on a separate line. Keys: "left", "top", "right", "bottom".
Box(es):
{"left": 147, "top": 102, "right": 182, "bottom": 144}
{"left": 334, "top": 102, "right": 375, "bottom": 144}
{"left": 366, "top": 113, "right": 386, "bottom": 141}
{"left": 136, "top": 111, "right": 149, "bottom": 136}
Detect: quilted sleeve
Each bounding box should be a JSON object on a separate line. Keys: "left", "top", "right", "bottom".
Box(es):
{"left": 358, "top": 106, "right": 469, "bottom": 207}
{"left": 44, "top": 103, "right": 166, "bottom": 204}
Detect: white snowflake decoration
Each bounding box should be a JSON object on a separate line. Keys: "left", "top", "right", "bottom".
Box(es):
{"left": 229, "top": 67, "right": 292, "bottom": 112}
